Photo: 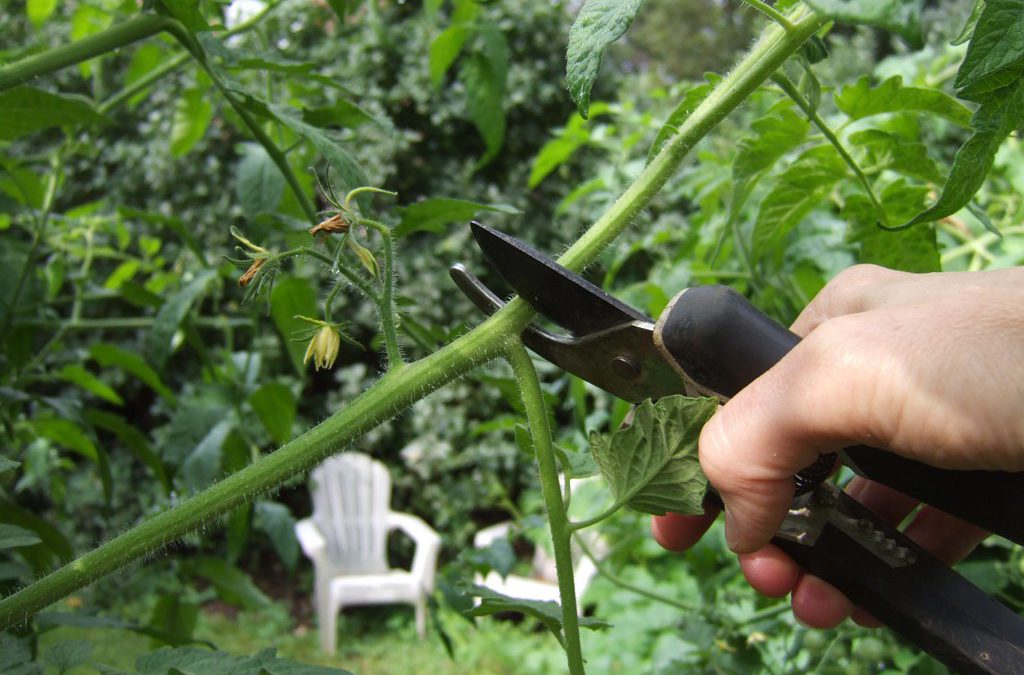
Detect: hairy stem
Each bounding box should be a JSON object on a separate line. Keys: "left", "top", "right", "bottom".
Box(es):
{"left": 359, "top": 218, "right": 404, "bottom": 370}
{"left": 0, "top": 15, "right": 176, "bottom": 92}
{"left": 506, "top": 343, "right": 584, "bottom": 675}
{"left": 738, "top": 0, "right": 795, "bottom": 30}
{"left": 0, "top": 3, "right": 821, "bottom": 630}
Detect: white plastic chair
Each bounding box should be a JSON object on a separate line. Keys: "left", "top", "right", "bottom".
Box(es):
{"left": 295, "top": 453, "right": 441, "bottom": 654}
{"left": 472, "top": 477, "right": 607, "bottom": 611}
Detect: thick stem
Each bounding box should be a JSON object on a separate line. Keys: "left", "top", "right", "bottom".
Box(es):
{"left": 506, "top": 343, "right": 584, "bottom": 675}
{"left": 0, "top": 15, "right": 175, "bottom": 92}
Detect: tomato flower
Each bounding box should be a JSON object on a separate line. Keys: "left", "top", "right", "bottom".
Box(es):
{"left": 304, "top": 324, "right": 341, "bottom": 371}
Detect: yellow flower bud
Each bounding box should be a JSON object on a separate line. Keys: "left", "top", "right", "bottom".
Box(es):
{"left": 303, "top": 325, "right": 341, "bottom": 371}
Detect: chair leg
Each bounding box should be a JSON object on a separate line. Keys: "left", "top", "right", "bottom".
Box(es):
{"left": 319, "top": 598, "right": 338, "bottom": 654}
{"left": 414, "top": 597, "right": 427, "bottom": 639}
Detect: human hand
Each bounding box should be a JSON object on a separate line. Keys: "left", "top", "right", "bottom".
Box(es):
{"left": 652, "top": 264, "right": 1024, "bottom": 628}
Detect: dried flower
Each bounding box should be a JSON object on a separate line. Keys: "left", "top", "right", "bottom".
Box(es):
{"left": 238, "top": 257, "right": 266, "bottom": 287}
{"left": 309, "top": 213, "right": 351, "bottom": 238}
{"left": 303, "top": 324, "right": 341, "bottom": 371}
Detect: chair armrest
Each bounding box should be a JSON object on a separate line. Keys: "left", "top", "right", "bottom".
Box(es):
{"left": 473, "top": 521, "right": 512, "bottom": 549}
{"left": 388, "top": 511, "right": 441, "bottom": 592}
{"left": 295, "top": 517, "right": 328, "bottom": 564}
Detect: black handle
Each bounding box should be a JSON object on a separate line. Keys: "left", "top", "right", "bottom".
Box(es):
{"left": 655, "top": 285, "right": 1024, "bottom": 545}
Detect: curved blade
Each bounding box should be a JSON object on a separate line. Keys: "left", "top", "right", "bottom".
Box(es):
{"left": 470, "top": 222, "right": 649, "bottom": 335}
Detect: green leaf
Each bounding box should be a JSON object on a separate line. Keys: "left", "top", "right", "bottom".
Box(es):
{"left": 43, "top": 640, "right": 92, "bottom": 673}
{"left": 733, "top": 107, "right": 810, "bottom": 184}
{"left": 0, "top": 86, "right": 108, "bottom": 141}
{"left": 236, "top": 143, "right": 285, "bottom": 218}
{"left": 464, "top": 584, "right": 610, "bottom": 647}
{"left": 154, "top": 0, "right": 210, "bottom": 32}
{"left": 647, "top": 75, "right": 718, "bottom": 164}
{"left": 0, "top": 456, "right": 20, "bottom": 474}
{"left": 752, "top": 146, "right": 847, "bottom": 262}
{"left": 460, "top": 29, "right": 508, "bottom": 166}
{"left": 32, "top": 416, "right": 113, "bottom": 502}
{"left": 846, "top": 180, "right": 939, "bottom": 273}
{"left": 588, "top": 396, "right": 717, "bottom": 516}
{"left": 84, "top": 409, "right": 169, "bottom": 492}
{"left": 565, "top": 0, "right": 644, "bottom": 118}
{"left": 0, "top": 523, "right": 42, "bottom": 550}
{"left": 954, "top": 0, "right": 1024, "bottom": 94}
{"left": 951, "top": 0, "right": 986, "bottom": 46}
{"left": 254, "top": 501, "right": 299, "bottom": 571}
{"left": 148, "top": 593, "right": 200, "bottom": 647}
{"left": 301, "top": 100, "right": 376, "bottom": 130}
{"left": 91, "top": 343, "right": 177, "bottom": 403}
{"left": 27, "top": 0, "right": 58, "bottom": 27}
{"left": 901, "top": 80, "right": 1024, "bottom": 228}
{"left": 834, "top": 76, "right": 973, "bottom": 127}
{"left": 847, "top": 129, "right": 945, "bottom": 183}
{"left": 249, "top": 383, "right": 296, "bottom": 445}
{"left": 179, "top": 419, "right": 232, "bottom": 493}
{"left": 146, "top": 269, "right": 217, "bottom": 371}
{"left": 393, "top": 198, "right": 521, "bottom": 237}
{"left": 170, "top": 87, "right": 214, "bottom": 156}
{"left": 136, "top": 646, "right": 352, "bottom": 675}
{"left": 529, "top": 116, "right": 591, "bottom": 188}
{"left": 0, "top": 497, "right": 73, "bottom": 568}
{"left": 189, "top": 557, "right": 272, "bottom": 610}
{"left": 56, "top": 364, "right": 124, "bottom": 406}
{"left": 269, "top": 276, "right": 319, "bottom": 375}
{"left": 430, "top": 24, "right": 471, "bottom": 88}
{"left": 804, "top": 0, "right": 923, "bottom": 47}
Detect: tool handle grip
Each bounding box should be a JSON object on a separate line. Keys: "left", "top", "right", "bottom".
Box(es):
{"left": 655, "top": 285, "right": 1024, "bottom": 544}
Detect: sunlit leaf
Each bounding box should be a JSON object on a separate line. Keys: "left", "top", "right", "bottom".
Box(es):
{"left": 566, "top": 0, "right": 644, "bottom": 118}
{"left": 848, "top": 129, "right": 945, "bottom": 183}
{"left": 846, "top": 180, "right": 939, "bottom": 272}
{"left": 648, "top": 75, "right": 718, "bottom": 164}
{"left": 26, "top": 0, "right": 58, "bottom": 27}
{"left": 588, "top": 396, "right": 716, "bottom": 516}
{"left": 834, "top": 76, "right": 973, "bottom": 127}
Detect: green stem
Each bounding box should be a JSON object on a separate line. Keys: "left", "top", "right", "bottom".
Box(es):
{"left": 359, "top": 218, "right": 404, "bottom": 370}
{"left": 574, "top": 535, "right": 699, "bottom": 613}
{"left": 279, "top": 247, "right": 380, "bottom": 303}
{"left": 771, "top": 72, "right": 888, "bottom": 225}
{"left": 98, "top": 54, "right": 188, "bottom": 114}
{"left": 506, "top": 343, "right": 584, "bottom": 675}
{"left": 738, "top": 0, "right": 795, "bottom": 30}
{"left": 0, "top": 3, "right": 822, "bottom": 630}
{"left": 554, "top": 5, "right": 823, "bottom": 273}
{"left": 0, "top": 15, "right": 176, "bottom": 92}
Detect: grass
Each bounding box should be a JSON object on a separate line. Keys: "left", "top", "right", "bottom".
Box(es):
{"left": 34, "top": 600, "right": 565, "bottom": 674}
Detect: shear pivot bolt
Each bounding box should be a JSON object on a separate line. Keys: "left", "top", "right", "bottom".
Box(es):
{"left": 611, "top": 355, "right": 641, "bottom": 380}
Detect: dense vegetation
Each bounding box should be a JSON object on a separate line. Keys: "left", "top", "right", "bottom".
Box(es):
{"left": 2, "top": 0, "right": 1023, "bottom": 673}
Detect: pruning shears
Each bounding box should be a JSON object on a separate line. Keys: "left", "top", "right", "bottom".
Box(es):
{"left": 451, "top": 221, "right": 1024, "bottom": 675}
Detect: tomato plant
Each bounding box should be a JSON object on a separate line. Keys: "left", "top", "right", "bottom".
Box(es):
{"left": 2, "top": 0, "right": 1022, "bottom": 673}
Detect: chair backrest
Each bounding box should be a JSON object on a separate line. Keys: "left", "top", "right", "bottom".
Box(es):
{"left": 310, "top": 453, "right": 391, "bottom": 574}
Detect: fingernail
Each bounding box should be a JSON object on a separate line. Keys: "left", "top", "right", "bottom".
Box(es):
{"left": 724, "top": 507, "right": 740, "bottom": 552}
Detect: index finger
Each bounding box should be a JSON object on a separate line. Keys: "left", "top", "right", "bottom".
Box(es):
{"left": 651, "top": 507, "right": 720, "bottom": 552}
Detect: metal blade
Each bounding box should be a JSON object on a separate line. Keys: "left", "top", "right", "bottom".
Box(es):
{"left": 470, "top": 222, "right": 649, "bottom": 335}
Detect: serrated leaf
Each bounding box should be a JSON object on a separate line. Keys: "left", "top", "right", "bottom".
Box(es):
{"left": 254, "top": 501, "right": 298, "bottom": 571}
{"left": 0, "top": 86, "right": 108, "bottom": 141}
{"left": 648, "top": 75, "right": 718, "bottom": 164}
{"left": 733, "top": 107, "right": 810, "bottom": 184}
{"left": 393, "top": 197, "right": 521, "bottom": 237}
{"left": 57, "top": 364, "right": 124, "bottom": 406}
{"left": 804, "top": 0, "right": 923, "bottom": 47}
{"left": 954, "top": 0, "right": 1024, "bottom": 93}
{"left": 848, "top": 129, "right": 945, "bottom": 183}
{"left": 752, "top": 146, "right": 846, "bottom": 261}
{"left": 588, "top": 396, "right": 716, "bottom": 516}
{"left": 846, "top": 180, "right": 939, "bottom": 272}
{"left": 43, "top": 640, "right": 92, "bottom": 673}
{"left": 0, "top": 523, "right": 42, "bottom": 550}
{"left": 190, "top": 557, "right": 271, "bottom": 610}
{"left": 464, "top": 583, "right": 610, "bottom": 647}
{"left": 566, "top": 0, "right": 644, "bottom": 118}
{"left": 146, "top": 269, "right": 217, "bottom": 371}
{"left": 430, "top": 24, "right": 471, "bottom": 88}
{"left": 235, "top": 143, "right": 285, "bottom": 218}
{"left": 834, "top": 76, "right": 973, "bottom": 127}
{"left": 170, "top": 87, "right": 214, "bottom": 156}
{"left": 27, "top": 0, "right": 58, "bottom": 27}
{"left": 136, "top": 646, "right": 352, "bottom": 675}
{"left": 901, "top": 80, "right": 1024, "bottom": 228}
